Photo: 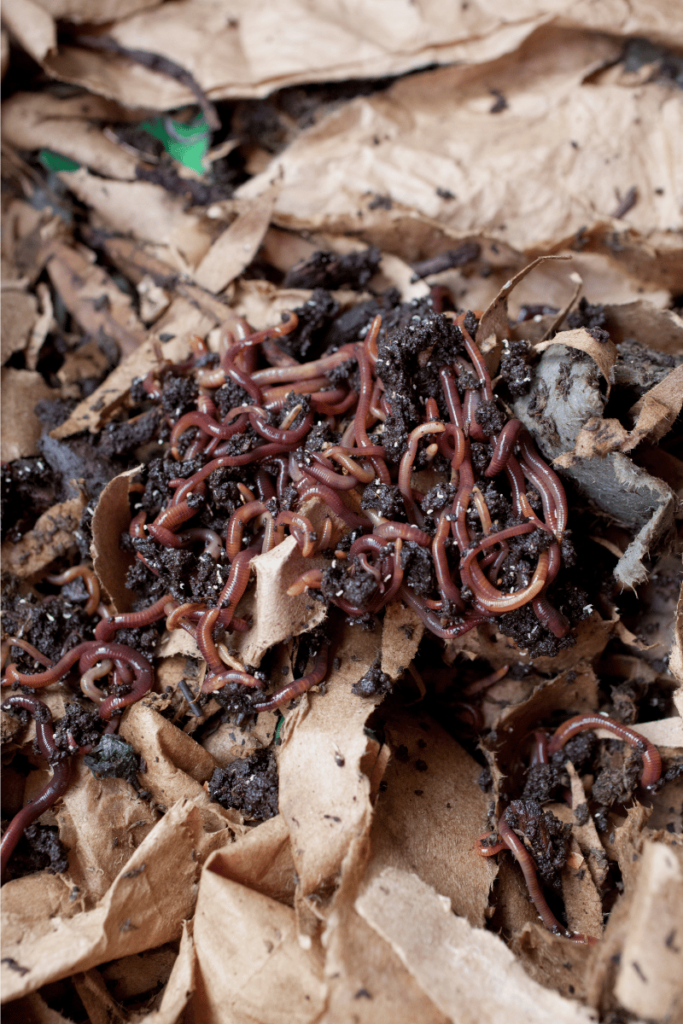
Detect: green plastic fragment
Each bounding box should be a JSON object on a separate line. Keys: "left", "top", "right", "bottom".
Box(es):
{"left": 39, "top": 150, "right": 80, "bottom": 172}
{"left": 141, "top": 114, "right": 210, "bottom": 174}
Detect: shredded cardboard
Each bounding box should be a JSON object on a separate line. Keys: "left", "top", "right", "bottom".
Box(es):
{"left": 1, "top": 798, "right": 234, "bottom": 1002}
{"left": 368, "top": 710, "right": 497, "bottom": 927}
{"left": 2, "top": 15, "right": 683, "bottom": 1022}
{"left": 276, "top": 625, "right": 380, "bottom": 902}
{"left": 356, "top": 867, "right": 597, "bottom": 1023}
{"left": 193, "top": 860, "right": 326, "bottom": 1024}
{"left": 614, "top": 842, "right": 683, "bottom": 1021}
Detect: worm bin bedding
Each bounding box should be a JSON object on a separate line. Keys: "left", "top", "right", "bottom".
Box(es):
{"left": 1, "top": 4, "right": 683, "bottom": 1022}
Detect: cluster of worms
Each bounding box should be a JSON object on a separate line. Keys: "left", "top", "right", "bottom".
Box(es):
{"left": 476, "top": 713, "right": 662, "bottom": 942}
{"left": 2, "top": 301, "right": 580, "bottom": 877}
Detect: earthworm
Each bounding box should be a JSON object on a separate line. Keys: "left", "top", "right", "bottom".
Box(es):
{"left": 462, "top": 664, "right": 509, "bottom": 696}
{"left": 375, "top": 521, "right": 431, "bottom": 547}
{"left": 460, "top": 321, "right": 494, "bottom": 400}
{"left": 471, "top": 486, "right": 493, "bottom": 534}
{"left": 304, "top": 456, "right": 359, "bottom": 491}
{"left": 432, "top": 514, "right": 466, "bottom": 610}
{"left": 202, "top": 669, "right": 264, "bottom": 694}
{"left": 177, "top": 527, "right": 223, "bottom": 560}
{"left": 518, "top": 492, "right": 553, "bottom": 535}
{"left": 215, "top": 545, "right": 259, "bottom": 628}
{"left": 314, "top": 388, "right": 358, "bottom": 416}
{"left": 170, "top": 409, "right": 248, "bottom": 454}
{"left": 166, "top": 602, "right": 206, "bottom": 631}
{"left": 440, "top": 367, "right": 465, "bottom": 429}
{"left": 95, "top": 594, "right": 172, "bottom": 642}
{"left": 256, "top": 468, "right": 276, "bottom": 502}
{"left": 517, "top": 431, "right": 568, "bottom": 539}
{"left": 532, "top": 595, "right": 570, "bottom": 638}
{"left": 225, "top": 501, "right": 269, "bottom": 560}
{"left": 0, "top": 695, "right": 73, "bottom": 876}
{"left": 248, "top": 409, "right": 313, "bottom": 445}
{"left": 297, "top": 481, "right": 370, "bottom": 529}
{"left": 276, "top": 511, "right": 317, "bottom": 557}
{"left": 80, "top": 659, "right": 113, "bottom": 702}
{"left": 504, "top": 455, "right": 527, "bottom": 516}
{"left": 2, "top": 638, "right": 53, "bottom": 669}
{"left": 355, "top": 322, "right": 390, "bottom": 484}
{"left": 482, "top": 817, "right": 588, "bottom": 940}
{"left": 548, "top": 714, "right": 662, "bottom": 789}
{"left": 263, "top": 376, "right": 330, "bottom": 404}
{"left": 287, "top": 569, "right": 324, "bottom": 595}
{"left": 463, "top": 390, "right": 487, "bottom": 441}
{"left": 317, "top": 517, "right": 335, "bottom": 552}
{"left": 3, "top": 642, "right": 95, "bottom": 689}
{"left": 77, "top": 643, "right": 154, "bottom": 720}
{"left": 399, "top": 586, "right": 488, "bottom": 639}
{"left": 172, "top": 445, "right": 300, "bottom": 505}
{"left": 398, "top": 421, "right": 446, "bottom": 523}
{"left": 530, "top": 730, "right": 550, "bottom": 766}
{"left": 148, "top": 500, "right": 196, "bottom": 545}
{"left": 252, "top": 345, "right": 356, "bottom": 387}
{"left": 461, "top": 549, "right": 549, "bottom": 614}
{"left": 252, "top": 644, "right": 330, "bottom": 712}
{"left": 45, "top": 565, "right": 101, "bottom": 616}
{"left": 195, "top": 607, "right": 224, "bottom": 673}
{"left": 485, "top": 419, "right": 523, "bottom": 477}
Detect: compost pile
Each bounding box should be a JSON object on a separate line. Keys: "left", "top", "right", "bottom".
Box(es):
{"left": 1, "top": 4, "right": 683, "bottom": 1023}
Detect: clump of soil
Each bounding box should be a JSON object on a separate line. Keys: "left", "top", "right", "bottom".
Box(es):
{"left": 208, "top": 749, "right": 279, "bottom": 821}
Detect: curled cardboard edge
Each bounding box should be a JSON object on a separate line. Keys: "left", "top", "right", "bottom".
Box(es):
{"left": 535, "top": 326, "right": 617, "bottom": 390}
{"left": 91, "top": 466, "right": 140, "bottom": 612}
{"left": 478, "top": 255, "right": 573, "bottom": 347}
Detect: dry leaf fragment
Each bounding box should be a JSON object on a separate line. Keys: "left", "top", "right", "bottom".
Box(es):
{"left": 72, "top": 967, "right": 127, "bottom": 1024}
{"left": 233, "top": 532, "right": 329, "bottom": 669}
{"left": 0, "top": 367, "right": 56, "bottom": 461}
{"left": 51, "top": 331, "right": 190, "bottom": 439}
{"left": 478, "top": 255, "right": 573, "bottom": 370}
{"left": 2, "top": 0, "right": 55, "bottom": 64}
{"left": 380, "top": 601, "right": 423, "bottom": 681}
{"left": 239, "top": 27, "right": 682, "bottom": 283}
{"left": 628, "top": 363, "right": 683, "bottom": 447}
{"left": 202, "top": 814, "right": 296, "bottom": 905}
{"left": 510, "top": 923, "right": 597, "bottom": 1004}
{"left": 323, "top": 909, "right": 451, "bottom": 1024}
{"left": 194, "top": 187, "right": 278, "bottom": 294}
{"left": 2, "top": 991, "right": 75, "bottom": 1023}
{"left": 1, "top": 290, "right": 38, "bottom": 365}
{"left": 37, "top": 0, "right": 160, "bottom": 23}
{"left": 57, "top": 169, "right": 214, "bottom": 266}
{"left": 0, "top": 491, "right": 86, "bottom": 579}
{"left": 45, "top": 241, "right": 147, "bottom": 359}
{"left": 1, "top": 92, "right": 139, "bottom": 181}
{"left": 534, "top": 327, "right": 617, "bottom": 388}
{"left": 514, "top": 338, "right": 678, "bottom": 588}
{"left": 119, "top": 703, "right": 222, "bottom": 812}
{"left": 356, "top": 866, "right": 597, "bottom": 1023}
